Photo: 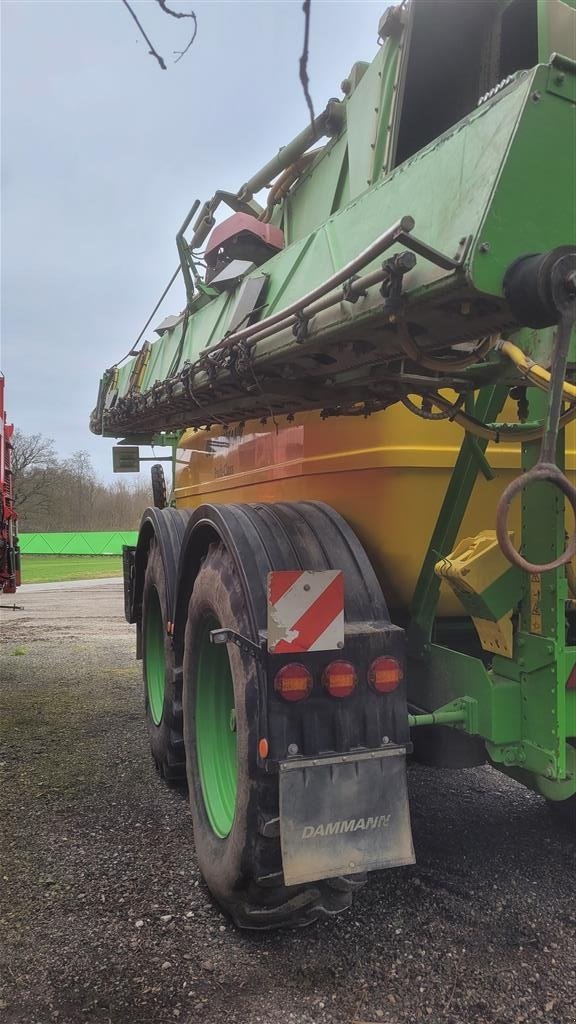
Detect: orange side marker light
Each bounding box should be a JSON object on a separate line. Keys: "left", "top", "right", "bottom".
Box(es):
{"left": 258, "top": 738, "right": 269, "bottom": 759}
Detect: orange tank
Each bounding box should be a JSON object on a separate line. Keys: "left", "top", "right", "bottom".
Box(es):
{"left": 174, "top": 404, "right": 576, "bottom": 616}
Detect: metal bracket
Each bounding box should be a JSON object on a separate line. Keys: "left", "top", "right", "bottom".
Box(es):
{"left": 394, "top": 229, "right": 463, "bottom": 271}
{"left": 292, "top": 311, "right": 310, "bottom": 343}
{"left": 210, "top": 627, "right": 265, "bottom": 661}
{"left": 380, "top": 251, "right": 417, "bottom": 314}
{"left": 342, "top": 275, "right": 367, "bottom": 304}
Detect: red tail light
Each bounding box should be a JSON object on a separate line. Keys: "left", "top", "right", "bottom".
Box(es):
{"left": 567, "top": 665, "right": 576, "bottom": 690}
{"left": 322, "top": 660, "right": 357, "bottom": 699}
{"left": 274, "top": 663, "right": 313, "bottom": 702}
{"left": 368, "top": 656, "right": 402, "bottom": 694}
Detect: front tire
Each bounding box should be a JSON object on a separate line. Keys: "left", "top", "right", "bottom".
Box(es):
{"left": 183, "top": 541, "right": 365, "bottom": 929}
{"left": 142, "top": 540, "right": 186, "bottom": 783}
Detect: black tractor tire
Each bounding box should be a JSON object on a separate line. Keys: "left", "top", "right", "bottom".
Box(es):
{"left": 183, "top": 541, "right": 366, "bottom": 929}
{"left": 142, "top": 539, "right": 186, "bottom": 783}
{"left": 151, "top": 463, "right": 167, "bottom": 509}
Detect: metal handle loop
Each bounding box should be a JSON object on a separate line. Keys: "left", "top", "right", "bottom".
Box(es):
{"left": 496, "top": 462, "right": 576, "bottom": 573}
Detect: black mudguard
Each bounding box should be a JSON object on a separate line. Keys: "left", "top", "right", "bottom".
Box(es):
{"left": 279, "top": 746, "right": 414, "bottom": 885}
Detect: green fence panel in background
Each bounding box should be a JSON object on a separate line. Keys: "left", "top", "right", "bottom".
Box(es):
{"left": 20, "top": 532, "right": 138, "bottom": 556}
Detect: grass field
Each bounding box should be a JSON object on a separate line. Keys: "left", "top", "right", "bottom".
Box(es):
{"left": 21, "top": 555, "right": 123, "bottom": 584}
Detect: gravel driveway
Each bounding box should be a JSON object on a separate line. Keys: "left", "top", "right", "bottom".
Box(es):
{"left": 1, "top": 580, "right": 574, "bottom": 1024}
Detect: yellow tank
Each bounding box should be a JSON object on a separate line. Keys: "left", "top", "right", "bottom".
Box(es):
{"left": 174, "top": 405, "right": 576, "bottom": 616}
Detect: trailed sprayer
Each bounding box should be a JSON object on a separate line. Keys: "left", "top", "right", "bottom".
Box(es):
{"left": 92, "top": 0, "right": 576, "bottom": 927}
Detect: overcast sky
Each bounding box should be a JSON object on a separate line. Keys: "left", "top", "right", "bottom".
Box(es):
{"left": 1, "top": 0, "right": 383, "bottom": 480}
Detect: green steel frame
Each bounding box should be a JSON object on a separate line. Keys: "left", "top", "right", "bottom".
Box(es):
{"left": 408, "top": 386, "right": 576, "bottom": 800}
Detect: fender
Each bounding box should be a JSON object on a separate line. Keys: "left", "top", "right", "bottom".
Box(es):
{"left": 172, "top": 500, "right": 390, "bottom": 670}
{"left": 130, "top": 506, "right": 192, "bottom": 635}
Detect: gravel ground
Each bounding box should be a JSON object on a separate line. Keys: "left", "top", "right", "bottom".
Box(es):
{"left": 1, "top": 580, "right": 575, "bottom": 1024}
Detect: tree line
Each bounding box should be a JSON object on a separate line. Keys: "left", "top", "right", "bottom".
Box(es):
{"left": 12, "top": 431, "right": 153, "bottom": 533}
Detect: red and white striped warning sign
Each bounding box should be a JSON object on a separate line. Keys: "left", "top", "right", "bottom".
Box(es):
{"left": 267, "top": 570, "right": 344, "bottom": 653}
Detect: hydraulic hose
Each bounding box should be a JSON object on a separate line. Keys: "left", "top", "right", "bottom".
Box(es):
{"left": 424, "top": 391, "right": 576, "bottom": 443}
{"left": 398, "top": 321, "right": 496, "bottom": 372}
{"left": 498, "top": 339, "right": 576, "bottom": 403}
{"left": 259, "top": 152, "right": 320, "bottom": 224}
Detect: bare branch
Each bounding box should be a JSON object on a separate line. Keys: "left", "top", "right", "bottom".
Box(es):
{"left": 153, "top": 0, "right": 198, "bottom": 62}
{"left": 120, "top": 0, "right": 198, "bottom": 70}
{"left": 121, "top": 0, "right": 167, "bottom": 70}
{"left": 299, "top": 0, "right": 315, "bottom": 128}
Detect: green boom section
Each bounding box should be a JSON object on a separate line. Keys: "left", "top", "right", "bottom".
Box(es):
{"left": 91, "top": 37, "right": 576, "bottom": 438}
{"left": 96, "top": 69, "right": 536, "bottom": 433}
{"left": 19, "top": 532, "right": 138, "bottom": 556}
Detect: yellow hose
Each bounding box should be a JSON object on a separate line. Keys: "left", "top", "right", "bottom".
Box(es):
{"left": 417, "top": 338, "right": 576, "bottom": 441}
{"left": 428, "top": 392, "right": 576, "bottom": 443}
{"left": 499, "top": 339, "right": 576, "bottom": 403}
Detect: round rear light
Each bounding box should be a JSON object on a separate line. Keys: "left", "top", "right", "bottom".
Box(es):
{"left": 322, "top": 660, "right": 357, "bottom": 699}
{"left": 274, "top": 663, "right": 313, "bottom": 702}
{"left": 368, "top": 656, "right": 402, "bottom": 693}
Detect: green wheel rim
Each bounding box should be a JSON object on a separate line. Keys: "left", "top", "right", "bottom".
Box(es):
{"left": 196, "top": 616, "right": 238, "bottom": 838}
{"left": 145, "top": 587, "right": 165, "bottom": 726}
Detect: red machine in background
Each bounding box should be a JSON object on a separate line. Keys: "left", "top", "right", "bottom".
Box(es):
{"left": 0, "top": 375, "right": 20, "bottom": 593}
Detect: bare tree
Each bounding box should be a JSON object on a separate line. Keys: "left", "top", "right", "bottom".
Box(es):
{"left": 60, "top": 451, "right": 97, "bottom": 531}
{"left": 12, "top": 434, "right": 154, "bottom": 533}
{"left": 11, "top": 431, "right": 58, "bottom": 527}
{"left": 11, "top": 431, "right": 57, "bottom": 478}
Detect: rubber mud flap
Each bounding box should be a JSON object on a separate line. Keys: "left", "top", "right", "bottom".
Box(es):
{"left": 279, "top": 746, "right": 414, "bottom": 886}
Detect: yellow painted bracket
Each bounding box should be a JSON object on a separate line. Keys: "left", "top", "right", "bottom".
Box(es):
{"left": 435, "top": 530, "right": 523, "bottom": 657}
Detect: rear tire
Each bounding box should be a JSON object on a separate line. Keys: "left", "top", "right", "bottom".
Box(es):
{"left": 142, "top": 540, "right": 186, "bottom": 783}
{"left": 183, "top": 541, "right": 365, "bottom": 929}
